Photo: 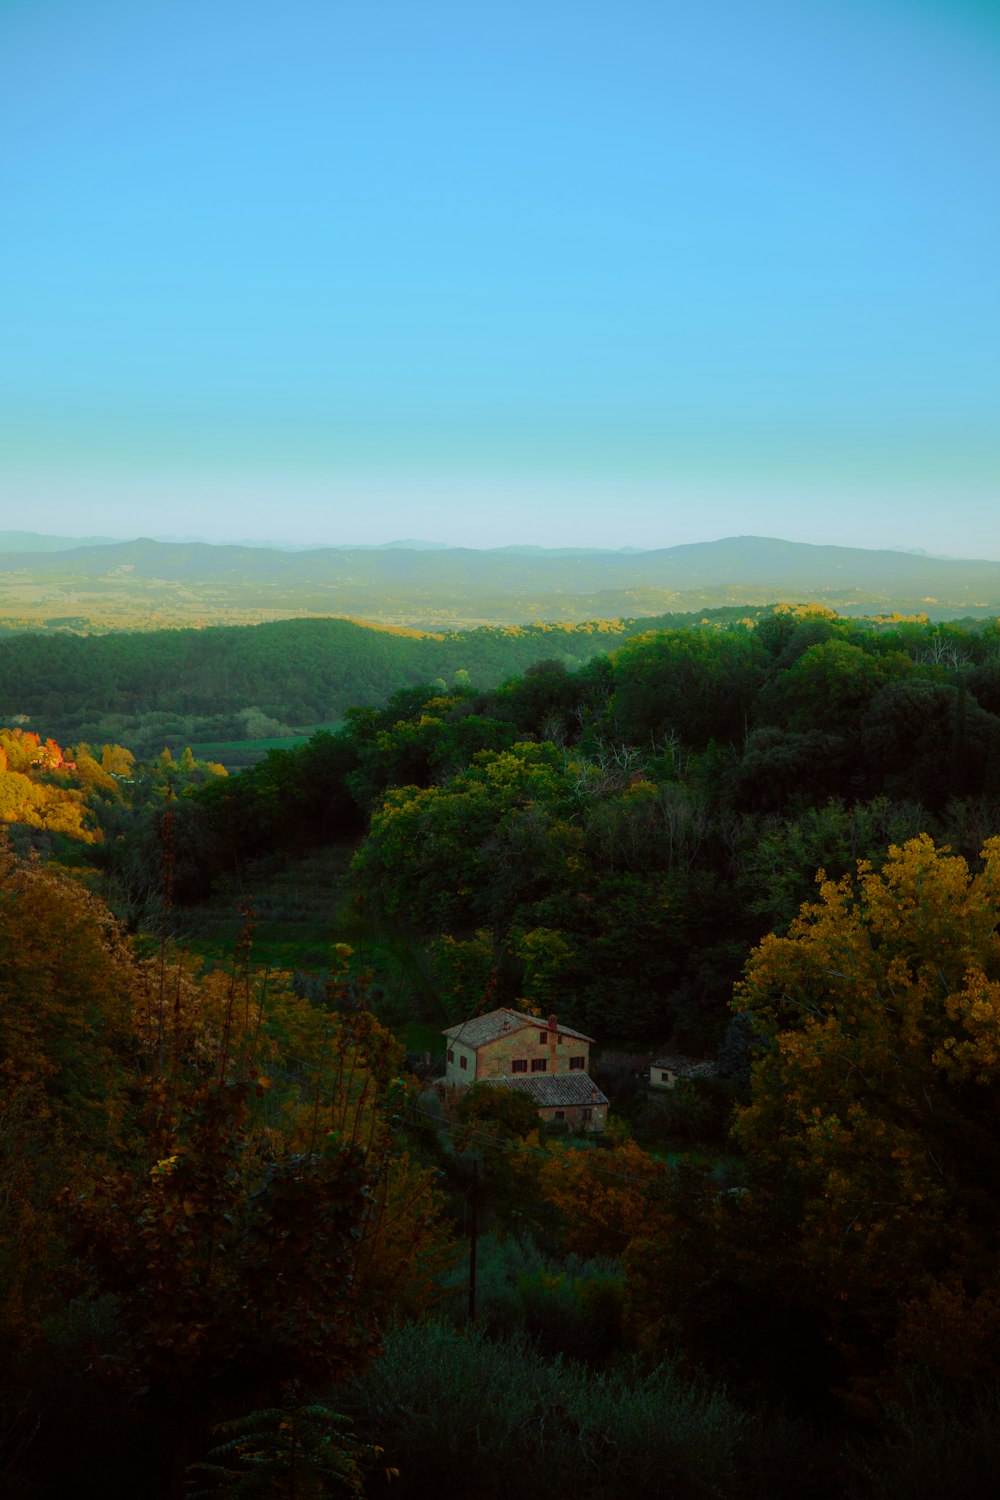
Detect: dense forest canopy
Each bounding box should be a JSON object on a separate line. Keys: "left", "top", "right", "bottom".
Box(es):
{"left": 8, "top": 605, "right": 1000, "bottom": 1045}
{"left": 168, "top": 607, "right": 1000, "bottom": 1050}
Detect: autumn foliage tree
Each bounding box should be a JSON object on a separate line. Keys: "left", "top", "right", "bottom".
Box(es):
{"left": 0, "top": 844, "right": 451, "bottom": 1495}
{"left": 62, "top": 944, "right": 453, "bottom": 1490}
{"left": 0, "top": 843, "right": 139, "bottom": 1343}
{"left": 527, "top": 1129, "right": 667, "bottom": 1257}
{"left": 730, "top": 834, "right": 1000, "bottom": 1398}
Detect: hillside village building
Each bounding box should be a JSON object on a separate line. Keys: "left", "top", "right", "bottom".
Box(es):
{"left": 443, "top": 1008, "right": 609, "bottom": 1132}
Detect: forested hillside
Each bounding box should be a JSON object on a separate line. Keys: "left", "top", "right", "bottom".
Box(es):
{"left": 5, "top": 605, "right": 1000, "bottom": 1497}
{"left": 0, "top": 608, "right": 750, "bottom": 759}
{"left": 164, "top": 607, "right": 1000, "bottom": 1049}
{"left": 10, "top": 600, "right": 1000, "bottom": 1056}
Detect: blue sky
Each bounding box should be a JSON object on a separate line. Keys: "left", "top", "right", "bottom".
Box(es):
{"left": 1, "top": 0, "right": 998, "bottom": 553}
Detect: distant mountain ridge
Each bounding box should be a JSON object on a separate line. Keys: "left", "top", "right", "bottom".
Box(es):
{"left": 4, "top": 532, "right": 1000, "bottom": 584}
{"left": 0, "top": 530, "right": 649, "bottom": 557}
{"left": 2, "top": 534, "right": 1000, "bottom": 631}
{"left": 0, "top": 530, "right": 122, "bottom": 552}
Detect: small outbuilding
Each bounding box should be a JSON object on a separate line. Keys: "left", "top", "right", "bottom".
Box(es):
{"left": 649, "top": 1055, "right": 719, "bottom": 1090}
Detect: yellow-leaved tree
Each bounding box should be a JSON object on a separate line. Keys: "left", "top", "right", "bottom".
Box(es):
{"left": 732, "top": 833, "right": 1000, "bottom": 1395}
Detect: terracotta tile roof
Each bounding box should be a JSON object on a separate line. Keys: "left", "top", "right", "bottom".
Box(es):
{"left": 481, "top": 1072, "right": 609, "bottom": 1108}
{"left": 443, "top": 1007, "right": 594, "bottom": 1049}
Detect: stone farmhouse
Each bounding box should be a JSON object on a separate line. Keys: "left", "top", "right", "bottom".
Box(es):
{"left": 443, "top": 1008, "right": 609, "bottom": 1132}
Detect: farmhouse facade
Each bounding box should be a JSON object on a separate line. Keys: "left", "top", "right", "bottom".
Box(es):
{"left": 444, "top": 1008, "right": 593, "bottom": 1083}
{"left": 443, "top": 1008, "right": 608, "bottom": 1132}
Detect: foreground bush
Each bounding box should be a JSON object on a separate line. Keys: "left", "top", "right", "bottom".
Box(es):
{"left": 342, "top": 1321, "right": 839, "bottom": 1500}
{"left": 435, "top": 1232, "right": 625, "bottom": 1366}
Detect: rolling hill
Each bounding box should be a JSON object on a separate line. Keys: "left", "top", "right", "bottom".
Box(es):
{"left": 2, "top": 534, "right": 1000, "bottom": 632}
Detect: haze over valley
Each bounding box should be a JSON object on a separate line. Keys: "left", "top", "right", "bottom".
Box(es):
{"left": 4, "top": 532, "right": 1000, "bottom": 634}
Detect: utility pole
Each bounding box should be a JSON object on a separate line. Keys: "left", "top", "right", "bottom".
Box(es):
{"left": 468, "top": 1156, "right": 479, "bottom": 1324}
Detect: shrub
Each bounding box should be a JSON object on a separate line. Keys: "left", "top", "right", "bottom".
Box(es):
{"left": 342, "top": 1320, "right": 840, "bottom": 1500}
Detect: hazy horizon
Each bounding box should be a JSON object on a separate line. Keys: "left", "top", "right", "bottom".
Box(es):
{"left": 2, "top": 527, "right": 996, "bottom": 568}
{"left": 3, "top": 1, "right": 998, "bottom": 557}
